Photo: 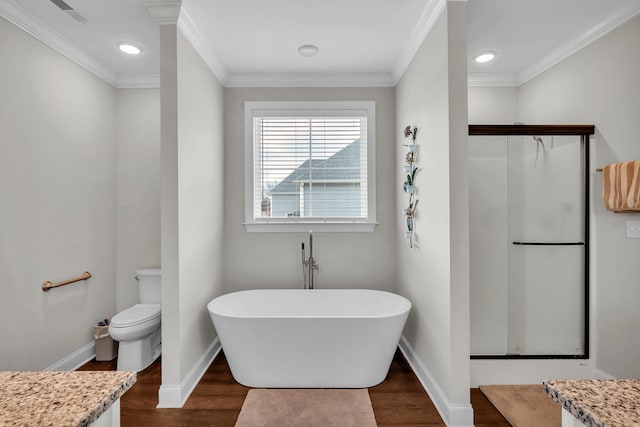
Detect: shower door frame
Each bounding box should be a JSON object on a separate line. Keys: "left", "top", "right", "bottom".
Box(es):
{"left": 469, "top": 124, "right": 595, "bottom": 360}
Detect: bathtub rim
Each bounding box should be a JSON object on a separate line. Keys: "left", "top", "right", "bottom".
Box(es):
{"left": 207, "top": 288, "right": 411, "bottom": 320}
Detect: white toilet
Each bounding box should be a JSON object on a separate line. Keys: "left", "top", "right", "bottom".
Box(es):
{"left": 109, "top": 268, "right": 161, "bottom": 372}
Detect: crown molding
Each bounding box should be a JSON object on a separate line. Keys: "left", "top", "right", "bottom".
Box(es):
{"left": 391, "top": 0, "right": 446, "bottom": 84}
{"left": 517, "top": 0, "right": 640, "bottom": 86}
{"left": 0, "top": 0, "right": 161, "bottom": 89}
{"left": 116, "top": 74, "right": 160, "bottom": 89}
{"left": 467, "top": 72, "right": 519, "bottom": 87}
{"left": 145, "top": 2, "right": 182, "bottom": 25}
{"left": 468, "top": 0, "right": 640, "bottom": 88}
{"left": 5, "top": 0, "right": 637, "bottom": 90}
{"left": 177, "top": 7, "right": 228, "bottom": 84}
{"left": 0, "top": 0, "right": 118, "bottom": 86}
{"left": 0, "top": 0, "right": 391, "bottom": 89}
{"left": 224, "top": 72, "right": 395, "bottom": 88}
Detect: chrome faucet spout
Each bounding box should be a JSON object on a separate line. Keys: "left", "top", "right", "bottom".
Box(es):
{"left": 301, "top": 242, "right": 307, "bottom": 288}
{"left": 302, "top": 230, "right": 318, "bottom": 289}
{"left": 309, "top": 230, "right": 314, "bottom": 289}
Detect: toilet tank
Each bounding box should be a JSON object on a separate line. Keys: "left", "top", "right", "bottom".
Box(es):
{"left": 136, "top": 268, "right": 161, "bottom": 304}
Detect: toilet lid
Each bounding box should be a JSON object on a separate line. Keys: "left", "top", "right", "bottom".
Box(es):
{"left": 111, "top": 304, "right": 161, "bottom": 328}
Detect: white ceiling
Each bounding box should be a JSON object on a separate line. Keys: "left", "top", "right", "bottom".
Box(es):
{"left": 467, "top": 0, "right": 639, "bottom": 85}
{"left": 1, "top": 0, "right": 639, "bottom": 88}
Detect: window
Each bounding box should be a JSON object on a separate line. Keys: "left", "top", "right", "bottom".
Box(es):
{"left": 244, "top": 101, "right": 376, "bottom": 232}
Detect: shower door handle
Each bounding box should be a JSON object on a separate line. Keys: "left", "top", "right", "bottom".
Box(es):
{"left": 512, "top": 241, "right": 585, "bottom": 246}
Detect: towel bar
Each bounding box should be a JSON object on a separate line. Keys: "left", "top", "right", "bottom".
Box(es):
{"left": 42, "top": 271, "right": 92, "bottom": 292}
{"left": 513, "top": 241, "right": 585, "bottom": 246}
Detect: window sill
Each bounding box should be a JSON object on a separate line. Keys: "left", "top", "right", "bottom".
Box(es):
{"left": 243, "top": 222, "right": 377, "bottom": 233}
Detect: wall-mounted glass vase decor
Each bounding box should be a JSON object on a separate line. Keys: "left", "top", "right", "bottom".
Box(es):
{"left": 404, "top": 125, "right": 418, "bottom": 152}
{"left": 403, "top": 126, "right": 419, "bottom": 248}
{"left": 403, "top": 152, "right": 413, "bottom": 173}
{"left": 402, "top": 196, "right": 419, "bottom": 247}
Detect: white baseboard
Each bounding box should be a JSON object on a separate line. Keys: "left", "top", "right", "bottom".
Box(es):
{"left": 47, "top": 341, "right": 96, "bottom": 371}
{"left": 157, "top": 337, "right": 221, "bottom": 408}
{"left": 471, "top": 358, "right": 594, "bottom": 387}
{"left": 398, "top": 336, "right": 474, "bottom": 427}
{"left": 594, "top": 368, "right": 616, "bottom": 380}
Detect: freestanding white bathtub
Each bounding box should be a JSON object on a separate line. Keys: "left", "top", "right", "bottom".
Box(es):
{"left": 207, "top": 289, "right": 411, "bottom": 388}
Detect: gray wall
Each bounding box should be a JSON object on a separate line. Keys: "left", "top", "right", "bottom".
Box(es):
{"left": 468, "top": 87, "right": 518, "bottom": 125}
{"left": 116, "top": 89, "right": 161, "bottom": 312}
{"left": 223, "top": 87, "right": 397, "bottom": 292}
{"left": 467, "top": 88, "right": 518, "bottom": 356}
{"left": 11, "top": 3, "right": 640, "bottom": 416}
{"left": 0, "top": 16, "right": 117, "bottom": 370}
{"left": 518, "top": 15, "right": 640, "bottom": 379}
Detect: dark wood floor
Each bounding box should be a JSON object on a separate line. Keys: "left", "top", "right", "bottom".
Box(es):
{"left": 79, "top": 351, "right": 509, "bottom": 426}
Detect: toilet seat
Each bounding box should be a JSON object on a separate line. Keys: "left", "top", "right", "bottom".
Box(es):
{"left": 111, "top": 304, "right": 160, "bottom": 328}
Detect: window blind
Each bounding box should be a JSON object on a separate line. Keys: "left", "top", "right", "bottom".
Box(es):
{"left": 253, "top": 116, "right": 368, "bottom": 220}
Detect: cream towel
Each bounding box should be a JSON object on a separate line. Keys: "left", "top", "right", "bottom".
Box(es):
{"left": 603, "top": 161, "right": 640, "bottom": 212}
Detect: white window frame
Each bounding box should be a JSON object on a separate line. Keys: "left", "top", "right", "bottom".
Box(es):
{"left": 244, "top": 101, "right": 377, "bottom": 232}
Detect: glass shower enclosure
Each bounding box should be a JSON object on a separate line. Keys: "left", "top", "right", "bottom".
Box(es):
{"left": 468, "top": 125, "right": 594, "bottom": 358}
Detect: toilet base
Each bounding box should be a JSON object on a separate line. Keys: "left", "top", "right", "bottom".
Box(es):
{"left": 116, "top": 327, "right": 161, "bottom": 372}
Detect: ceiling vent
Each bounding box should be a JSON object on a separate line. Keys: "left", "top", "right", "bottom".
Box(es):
{"left": 49, "top": 0, "right": 87, "bottom": 23}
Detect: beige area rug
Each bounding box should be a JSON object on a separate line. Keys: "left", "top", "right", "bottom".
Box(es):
{"left": 480, "top": 384, "right": 561, "bottom": 427}
{"left": 234, "top": 389, "right": 377, "bottom": 427}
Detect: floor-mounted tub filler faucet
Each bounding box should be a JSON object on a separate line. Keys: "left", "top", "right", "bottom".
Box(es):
{"left": 301, "top": 230, "right": 319, "bottom": 289}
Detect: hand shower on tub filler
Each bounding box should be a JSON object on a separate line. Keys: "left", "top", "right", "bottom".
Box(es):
{"left": 301, "top": 230, "right": 319, "bottom": 289}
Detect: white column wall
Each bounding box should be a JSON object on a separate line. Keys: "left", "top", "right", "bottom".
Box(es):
{"left": 158, "top": 13, "right": 226, "bottom": 399}
{"left": 395, "top": 2, "right": 472, "bottom": 424}
{"left": 159, "top": 21, "right": 181, "bottom": 387}
{"left": 176, "top": 29, "right": 225, "bottom": 379}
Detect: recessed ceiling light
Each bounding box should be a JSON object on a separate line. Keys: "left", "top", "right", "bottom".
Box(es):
{"left": 117, "top": 42, "right": 142, "bottom": 55}
{"left": 298, "top": 44, "right": 319, "bottom": 57}
{"left": 474, "top": 51, "right": 496, "bottom": 63}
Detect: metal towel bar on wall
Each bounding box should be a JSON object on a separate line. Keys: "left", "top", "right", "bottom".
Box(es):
{"left": 42, "top": 271, "right": 92, "bottom": 292}
{"left": 512, "top": 241, "right": 585, "bottom": 246}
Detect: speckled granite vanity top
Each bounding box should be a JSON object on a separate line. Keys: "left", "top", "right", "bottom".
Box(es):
{"left": 544, "top": 379, "right": 640, "bottom": 427}
{"left": 0, "top": 370, "right": 136, "bottom": 427}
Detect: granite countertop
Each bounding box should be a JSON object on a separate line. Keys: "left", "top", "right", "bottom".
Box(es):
{"left": 543, "top": 379, "right": 640, "bottom": 427}
{"left": 0, "top": 370, "right": 136, "bottom": 427}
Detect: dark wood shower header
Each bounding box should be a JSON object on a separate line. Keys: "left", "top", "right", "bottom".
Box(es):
{"left": 469, "top": 124, "right": 595, "bottom": 136}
